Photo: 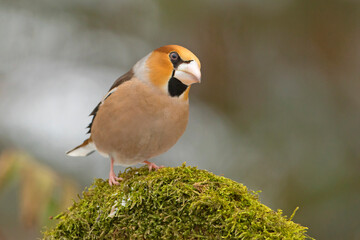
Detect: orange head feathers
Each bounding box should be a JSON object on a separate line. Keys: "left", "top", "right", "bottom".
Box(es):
{"left": 133, "top": 45, "right": 201, "bottom": 99}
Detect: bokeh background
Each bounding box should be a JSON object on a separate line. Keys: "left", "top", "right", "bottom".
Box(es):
{"left": 0, "top": 0, "right": 359, "bottom": 239}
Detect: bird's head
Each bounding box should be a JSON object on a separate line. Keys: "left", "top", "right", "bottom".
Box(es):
{"left": 133, "top": 45, "right": 201, "bottom": 99}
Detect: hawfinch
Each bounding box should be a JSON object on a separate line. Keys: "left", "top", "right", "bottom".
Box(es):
{"left": 67, "top": 45, "right": 201, "bottom": 185}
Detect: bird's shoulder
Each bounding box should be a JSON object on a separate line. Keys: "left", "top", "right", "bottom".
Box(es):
{"left": 107, "top": 69, "right": 134, "bottom": 92}
{"left": 87, "top": 69, "right": 134, "bottom": 133}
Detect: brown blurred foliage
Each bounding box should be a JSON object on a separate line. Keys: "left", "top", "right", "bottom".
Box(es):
{"left": 0, "top": 151, "right": 78, "bottom": 231}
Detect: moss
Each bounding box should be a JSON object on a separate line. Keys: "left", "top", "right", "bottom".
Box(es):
{"left": 43, "top": 164, "right": 311, "bottom": 239}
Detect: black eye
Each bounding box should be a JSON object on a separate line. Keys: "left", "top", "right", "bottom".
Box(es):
{"left": 169, "top": 52, "right": 179, "bottom": 62}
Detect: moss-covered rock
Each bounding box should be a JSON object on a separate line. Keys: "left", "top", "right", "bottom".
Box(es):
{"left": 43, "top": 164, "right": 311, "bottom": 239}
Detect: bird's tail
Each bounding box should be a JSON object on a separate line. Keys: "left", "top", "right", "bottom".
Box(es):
{"left": 66, "top": 138, "right": 96, "bottom": 157}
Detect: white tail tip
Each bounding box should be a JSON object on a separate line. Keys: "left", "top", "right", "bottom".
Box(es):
{"left": 66, "top": 139, "right": 96, "bottom": 157}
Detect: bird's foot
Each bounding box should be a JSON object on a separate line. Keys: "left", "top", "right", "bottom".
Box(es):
{"left": 144, "top": 160, "right": 164, "bottom": 171}
{"left": 108, "top": 157, "right": 123, "bottom": 186}
{"left": 109, "top": 171, "right": 123, "bottom": 186}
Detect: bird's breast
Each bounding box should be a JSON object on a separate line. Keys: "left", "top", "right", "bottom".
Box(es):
{"left": 91, "top": 79, "right": 189, "bottom": 164}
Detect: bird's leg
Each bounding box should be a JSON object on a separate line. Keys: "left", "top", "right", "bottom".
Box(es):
{"left": 109, "top": 157, "right": 123, "bottom": 186}
{"left": 143, "top": 160, "right": 164, "bottom": 171}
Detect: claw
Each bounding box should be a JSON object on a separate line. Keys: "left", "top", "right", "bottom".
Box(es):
{"left": 144, "top": 160, "right": 164, "bottom": 171}
{"left": 109, "top": 173, "right": 123, "bottom": 186}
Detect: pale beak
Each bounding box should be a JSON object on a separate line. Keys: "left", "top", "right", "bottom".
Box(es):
{"left": 174, "top": 60, "right": 201, "bottom": 85}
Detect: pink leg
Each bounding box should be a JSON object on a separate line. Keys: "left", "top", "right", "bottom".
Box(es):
{"left": 144, "top": 160, "right": 164, "bottom": 171}
{"left": 109, "top": 157, "right": 123, "bottom": 186}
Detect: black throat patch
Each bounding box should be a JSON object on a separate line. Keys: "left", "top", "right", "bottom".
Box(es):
{"left": 168, "top": 71, "right": 188, "bottom": 97}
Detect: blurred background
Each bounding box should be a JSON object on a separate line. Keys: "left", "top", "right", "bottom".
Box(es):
{"left": 0, "top": 0, "right": 359, "bottom": 239}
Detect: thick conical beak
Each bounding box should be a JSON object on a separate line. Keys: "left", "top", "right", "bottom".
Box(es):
{"left": 174, "top": 60, "right": 201, "bottom": 85}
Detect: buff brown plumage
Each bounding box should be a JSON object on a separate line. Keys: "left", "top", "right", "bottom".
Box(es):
{"left": 67, "top": 45, "right": 201, "bottom": 185}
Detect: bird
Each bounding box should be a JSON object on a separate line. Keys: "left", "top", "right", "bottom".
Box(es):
{"left": 66, "top": 45, "right": 201, "bottom": 186}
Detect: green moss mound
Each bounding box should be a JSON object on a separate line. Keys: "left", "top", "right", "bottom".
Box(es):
{"left": 43, "top": 164, "right": 310, "bottom": 239}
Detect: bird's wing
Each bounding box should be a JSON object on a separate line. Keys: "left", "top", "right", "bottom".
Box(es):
{"left": 87, "top": 69, "right": 134, "bottom": 134}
